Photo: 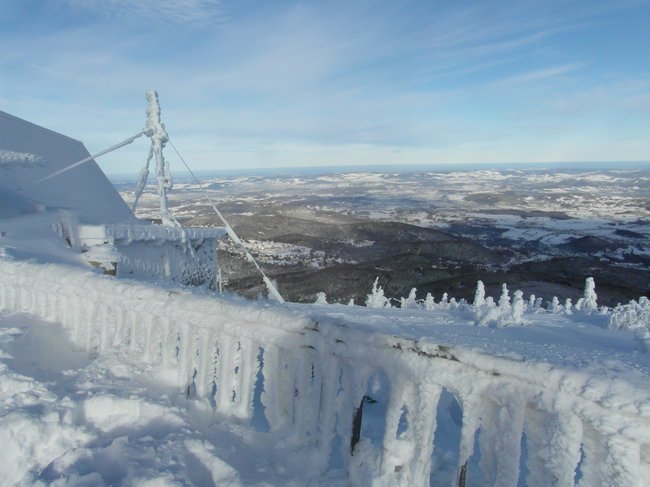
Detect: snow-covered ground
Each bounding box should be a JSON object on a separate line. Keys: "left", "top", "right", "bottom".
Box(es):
{"left": 1, "top": 247, "right": 649, "bottom": 485}
{"left": 0, "top": 311, "right": 341, "bottom": 486}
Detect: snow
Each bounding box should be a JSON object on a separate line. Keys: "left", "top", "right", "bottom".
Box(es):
{"left": 1, "top": 251, "right": 649, "bottom": 485}
{"left": 0, "top": 150, "right": 44, "bottom": 167}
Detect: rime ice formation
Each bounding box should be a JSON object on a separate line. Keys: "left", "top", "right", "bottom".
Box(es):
{"left": 400, "top": 288, "right": 418, "bottom": 309}
{"left": 145, "top": 90, "right": 175, "bottom": 227}
{"left": 0, "top": 259, "right": 649, "bottom": 486}
{"left": 0, "top": 149, "right": 43, "bottom": 166}
{"left": 423, "top": 292, "right": 435, "bottom": 311}
{"left": 473, "top": 280, "right": 486, "bottom": 307}
{"left": 582, "top": 276, "right": 599, "bottom": 313}
{"left": 365, "top": 277, "right": 391, "bottom": 308}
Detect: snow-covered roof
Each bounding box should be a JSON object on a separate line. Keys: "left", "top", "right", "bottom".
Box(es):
{"left": 0, "top": 110, "right": 133, "bottom": 224}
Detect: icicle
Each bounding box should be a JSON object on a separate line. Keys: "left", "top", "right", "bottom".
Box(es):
{"left": 194, "top": 331, "right": 214, "bottom": 398}
{"left": 293, "top": 348, "right": 321, "bottom": 442}
{"left": 578, "top": 423, "right": 641, "bottom": 487}
{"left": 479, "top": 397, "right": 525, "bottom": 487}
{"left": 229, "top": 339, "right": 243, "bottom": 412}
{"left": 260, "top": 345, "right": 285, "bottom": 431}
{"left": 456, "top": 392, "right": 482, "bottom": 478}
{"left": 233, "top": 338, "right": 258, "bottom": 421}
{"left": 278, "top": 349, "right": 298, "bottom": 427}
{"left": 131, "top": 146, "right": 153, "bottom": 212}
{"left": 317, "top": 356, "right": 341, "bottom": 466}
{"left": 382, "top": 379, "right": 412, "bottom": 476}
{"left": 407, "top": 383, "right": 442, "bottom": 485}
{"left": 525, "top": 408, "right": 582, "bottom": 487}
{"left": 216, "top": 335, "right": 234, "bottom": 413}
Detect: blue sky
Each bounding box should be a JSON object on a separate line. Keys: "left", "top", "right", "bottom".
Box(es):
{"left": 1, "top": 0, "right": 649, "bottom": 174}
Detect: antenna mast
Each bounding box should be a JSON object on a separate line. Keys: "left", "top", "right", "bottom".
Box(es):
{"left": 131, "top": 90, "right": 178, "bottom": 227}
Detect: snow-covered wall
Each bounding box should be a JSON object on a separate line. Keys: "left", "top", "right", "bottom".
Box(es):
{"left": 0, "top": 259, "right": 648, "bottom": 486}
{"left": 78, "top": 223, "right": 225, "bottom": 287}
{"left": 113, "top": 239, "right": 217, "bottom": 287}
{"left": 0, "top": 110, "right": 132, "bottom": 224}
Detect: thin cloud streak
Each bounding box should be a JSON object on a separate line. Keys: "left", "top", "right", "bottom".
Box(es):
{"left": 63, "top": 0, "right": 222, "bottom": 25}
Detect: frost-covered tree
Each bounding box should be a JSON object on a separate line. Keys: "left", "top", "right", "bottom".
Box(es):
{"left": 498, "top": 284, "right": 511, "bottom": 312}
{"left": 564, "top": 298, "right": 573, "bottom": 315}
{"left": 400, "top": 288, "right": 418, "bottom": 309}
{"left": 365, "top": 277, "right": 391, "bottom": 308}
{"left": 314, "top": 292, "right": 328, "bottom": 305}
{"left": 583, "top": 277, "right": 598, "bottom": 312}
{"left": 534, "top": 297, "right": 543, "bottom": 312}
{"left": 510, "top": 290, "right": 525, "bottom": 324}
{"left": 609, "top": 297, "right": 650, "bottom": 352}
{"left": 528, "top": 294, "right": 536, "bottom": 311}
{"left": 347, "top": 298, "right": 355, "bottom": 306}
{"left": 438, "top": 292, "right": 450, "bottom": 310}
{"left": 423, "top": 293, "right": 435, "bottom": 311}
{"left": 548, "top": 296, "right": 562, "bottom": 314}
{"left": 473, "top": 281, "right": 486, "bottom": 307}
{"left": 476, "top": 295, "right": 500, "bottom": 326}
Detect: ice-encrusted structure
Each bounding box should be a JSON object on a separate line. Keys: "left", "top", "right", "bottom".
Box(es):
{"left": 0, "top": 110, "right": 132, "bottom": 223}
{"left": 78, "top": 222, "right": 225, "bottom": 286}
{"left": 0, "top": 104, "right": 226, "bottom": 289}
{"left": 0, "top": 260, "right": 648, "bottom": 487}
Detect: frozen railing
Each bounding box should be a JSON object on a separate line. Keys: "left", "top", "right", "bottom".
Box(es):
{"left": 0, "top": 260, "right": 648, "bottom": 486}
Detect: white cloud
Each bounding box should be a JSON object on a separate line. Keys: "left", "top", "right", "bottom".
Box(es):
{"left": 64, "top": 0, "right": 221, "bottom": 25}
{"left": 491, "top": 64, "right": 584, "bottom": 88}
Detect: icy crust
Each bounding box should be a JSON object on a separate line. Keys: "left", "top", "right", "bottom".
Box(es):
{"left": 79, "top": 222, "right": 226, "bottom": 244}
{"left": 0, "top": 150, "right": 44, "bottom": 167}
{"left": 1, "top": 259, "right": 649, "bottom": 485}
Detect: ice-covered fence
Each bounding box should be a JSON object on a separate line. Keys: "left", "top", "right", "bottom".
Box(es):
{"left": 0, "top": 260, "right": 648, "bottom": 487}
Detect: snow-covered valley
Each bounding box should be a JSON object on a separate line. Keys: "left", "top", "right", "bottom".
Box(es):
{"left": 116, "top": 167, "right": 650, "bottom": 305}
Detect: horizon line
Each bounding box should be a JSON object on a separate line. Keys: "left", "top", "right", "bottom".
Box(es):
{"left": 105, "top": 160, "right": 650, "bottom": 178}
